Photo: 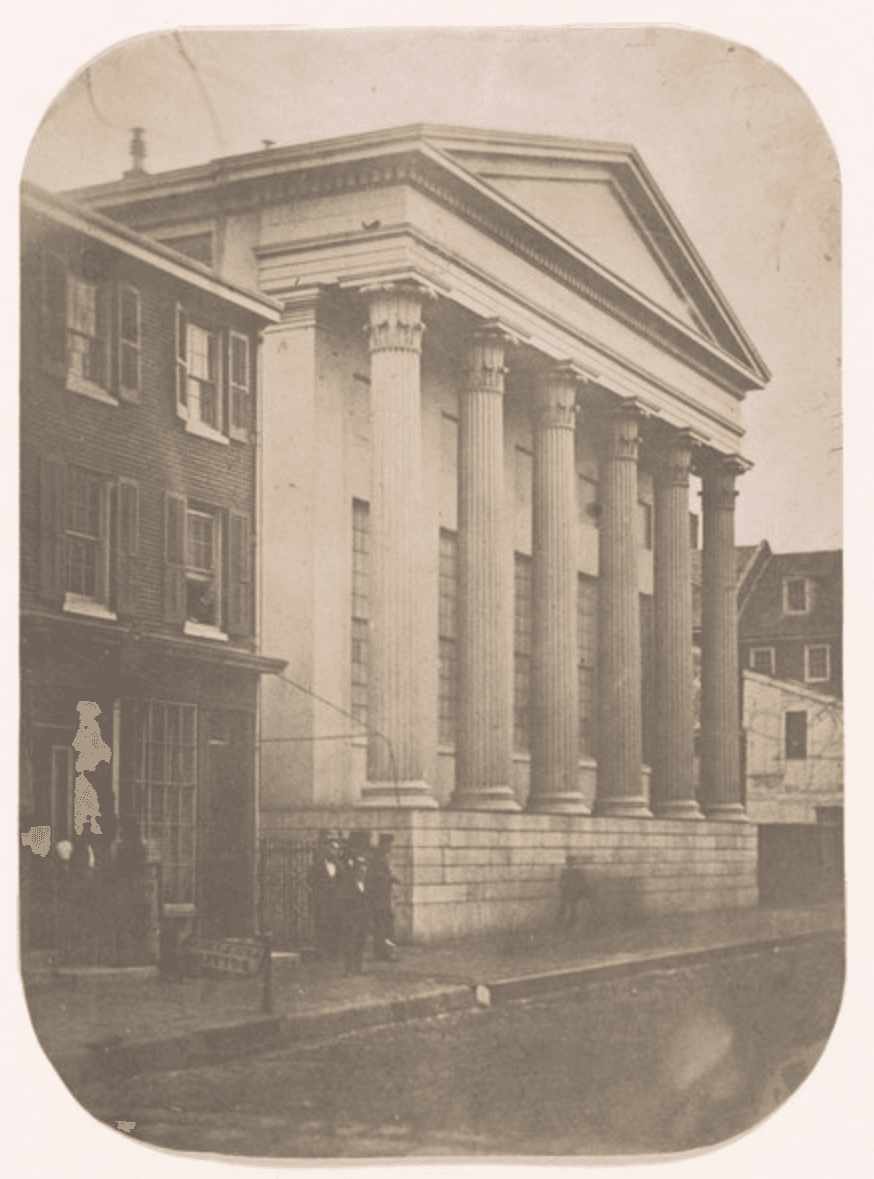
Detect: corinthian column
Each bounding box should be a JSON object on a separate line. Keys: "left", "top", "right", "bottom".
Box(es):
{"left": 700, "top": 453, "right": 747, "bottom": 820}
{"left": 359, "top": 282, "right": 437, "bottom": 807}
{"left": 651, "top": 430, "right": 702, "bottom": 818}
{"left": 594, "top": 401, "right": 651, "bottom": 817}
{"left": 527, "top": 365, "right": 588, "bottom": 813}
{"left": 451, "top": 323, "right": 519, "bottom": 810}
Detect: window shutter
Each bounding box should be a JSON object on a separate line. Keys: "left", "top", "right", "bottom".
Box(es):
{"left": 229, "top": 332, "right": 250, "bottom": 442}
{"left": 95, "top": 283, "right": 113, "bottom": 391}
{"left": 116, "top": 479, "right": 139, "bottom": 616}
{"left": 227, "top": 510, "right": 252, "bottom": 637}
{"left": 39, "top": 457, "right": 66, "bottom": 605}
{"left": 175, "top": 305, "right": 188, "bottom": 418}
{"left": 164, "top": 491, "right": 187, "bottom": 625}
{"left": 41, "top": 252, "right": 67, "bottom": 375}
{"left": 118, "top": 285, "right": 141, "bottom": 403}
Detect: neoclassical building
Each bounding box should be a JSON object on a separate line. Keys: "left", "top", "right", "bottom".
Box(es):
{"left": 67, "top": 125, "right": 770, "bottom": 939}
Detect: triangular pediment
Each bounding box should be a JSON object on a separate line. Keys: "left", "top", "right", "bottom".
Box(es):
{"left": 482, "top": 173, "right": 701, "bottom": 331}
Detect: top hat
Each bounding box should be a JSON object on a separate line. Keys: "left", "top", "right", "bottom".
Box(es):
{"left": 377, "top": 833, "right": 394, "bottom": 848}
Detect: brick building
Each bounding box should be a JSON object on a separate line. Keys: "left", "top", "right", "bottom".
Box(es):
{"left": 60, "top": 125, "right": 772, "bottom": 941}
{"left": 738, "top": 548, "right": 842, "bottom": 701}
{"left": 20, "top": 183, "right": 284, "bottom": 961}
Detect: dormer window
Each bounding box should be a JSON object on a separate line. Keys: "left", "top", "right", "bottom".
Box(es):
{"left": 783, "top": 577, "right": 810, "bottom": 615}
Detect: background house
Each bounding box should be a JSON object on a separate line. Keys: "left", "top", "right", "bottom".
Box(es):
{"left": 20, "top": 184, "right": 285, "bottom": 963}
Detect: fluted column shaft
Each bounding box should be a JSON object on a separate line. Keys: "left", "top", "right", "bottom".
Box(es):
{"left": 359, "top": 283, "right": 436, "bottom": 807}
{"left": 700, "top": 455, "right": 746, "bottom": 820}
{"left": 594, "top": 403, "right": 651, "bottom": 817}
{"left": 528, "top": 367, "right": 588, "bottom": 813}
{"left": 651, "top": 432, "right": 702, "bottom": 818}
{"left": 452, "top": 325, "right": 518, "bottom": 810}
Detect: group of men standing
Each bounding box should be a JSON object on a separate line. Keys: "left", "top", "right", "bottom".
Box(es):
{"left": 308, "top": 830, "right": 398, "bottom": 975}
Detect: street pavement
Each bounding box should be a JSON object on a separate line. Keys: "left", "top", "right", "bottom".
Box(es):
{"left": 23, "top": 900, "right": 843, "bottom": 1093}
{"left": 70, "top": 931, "right": 845, "bottom": 1157}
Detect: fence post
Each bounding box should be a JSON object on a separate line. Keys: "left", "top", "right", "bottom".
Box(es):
{"left": 261, "top": 930, "right": 273, "bottom": 1014}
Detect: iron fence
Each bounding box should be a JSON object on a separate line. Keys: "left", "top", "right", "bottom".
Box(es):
{"left": 258, "top": 838, "right": 315, "bottom": 950}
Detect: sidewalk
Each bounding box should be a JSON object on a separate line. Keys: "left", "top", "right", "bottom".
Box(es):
{"left": 23, "top": 900, "right": 844, "bottom": 1087}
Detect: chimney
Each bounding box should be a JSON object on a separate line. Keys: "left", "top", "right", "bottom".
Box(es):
{"left": 124, "top": 128, "right": 147, "bottom": 178}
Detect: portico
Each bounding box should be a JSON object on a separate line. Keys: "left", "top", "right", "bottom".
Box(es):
{"left": 69, "top": 123, "right": 769, "bottom": 931}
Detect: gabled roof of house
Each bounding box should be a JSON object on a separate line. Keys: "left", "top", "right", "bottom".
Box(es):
{"left": 60, "top": 123, "right": 769, "bottom": 389}
{"left": 691, "top": 540, "right": 771, "bottom": 631}
{"left": 21, "top": 181, "right": 281, "bottom": 320}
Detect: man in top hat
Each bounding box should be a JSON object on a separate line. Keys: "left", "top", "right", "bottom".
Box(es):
{"left": 309, "top": 830, "right": 343, "bottom": 959}
{"left": 340, "top": 849, "right": 371, "bottom": 975}
{"left": 368, "top": 833, "right": 399, "bottom": 961}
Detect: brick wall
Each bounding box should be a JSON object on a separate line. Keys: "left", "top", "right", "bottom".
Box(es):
{"left": 21, "top": 209, "right": 265, "bottom": 648}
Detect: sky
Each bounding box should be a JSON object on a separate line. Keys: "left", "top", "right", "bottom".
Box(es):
{"left": 7, "top": 6, "right": 873, "bottom": 1179}
{"left": 20, "top": 24, "right": 843, "bottom": 553}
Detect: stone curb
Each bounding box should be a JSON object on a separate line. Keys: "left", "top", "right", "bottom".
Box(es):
{"left": 476, "top": 929, "right": 843, "bottom": 1005}
{"left": 44, "top": 928, "right": 842, "bottom": 1086}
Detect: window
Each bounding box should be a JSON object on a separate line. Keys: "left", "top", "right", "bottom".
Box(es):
{"left": 41, "top": 253, "right": 141, "bottom": 405}
{"left": 125, "top": 699, "right": 197, "bottom": 906}
{"left": 37, "top": 459, "right": 139, "bottom": 619}
{"left": 514, "top": 553, "right": 532, "bottom": 752}
{"left": 783, "top": 577, "right": 810, "bottom": 615}
{"left": 164, "top": 493, "right": 251, "bottom": 639}
{"left": 438, "top": 530, "right": 458, "bottom": 748}
{"left": 805, "top": 644, "right": 831, "bottom": 683}
{"left": 66, "top": 468, "right": 106, "bottom": 604}
{"left": 750, "top": 647, "right": 775, "bottom": 676}
{"left": 176, "top": 306, "right": 227, "bottom": 444}
{"left": 577, "top": 575, "right": 598, "bottom": 758}
{"left": 351, "top": 501, "right": 369, "bottom": 731}
{"left": 229, "top": 332, "right": 251, "bottom": 441}
{"left": 186, "top": 509, "right": 220, "bottom": 629}
{"left": 785, "top": 711, "right": 808, "bottom": 760}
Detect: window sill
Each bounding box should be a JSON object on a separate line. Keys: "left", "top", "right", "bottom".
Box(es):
{"left": 184, "top": 418, "right": 230, "bottom": 445}
{"left": 63, "top": 594, "right": 118, "bottom": 622}
{"left": 66, "top": 374, "right": 119, "bottom": 407}
{"left": 163, "top": 904, "right": 197, "bottom": 918}
{"left": 183, "top": 620, "right": 229, "bottom": 642}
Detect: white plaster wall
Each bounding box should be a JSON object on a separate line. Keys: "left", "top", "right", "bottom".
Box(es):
{"left": 744, "top": 671, "right": 844, "bottom": 824}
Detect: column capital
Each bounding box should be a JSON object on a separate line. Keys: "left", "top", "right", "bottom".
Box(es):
{"left": 534, "top": 363, "right": 583, "bottom": 431}
{"left": 698, "top": 451, "right": 751, "bottom": 511}
{"left": 362, "top": 281, "right": 431, "bottom": 354}
{"left": 652, "top": 429, "right": 694, "bottom": 488}
{"left": 464, "top": 321, "right": 514, "bottom": 395}
{"left": 603, "top": 399, "right": 643, "bottom": 463}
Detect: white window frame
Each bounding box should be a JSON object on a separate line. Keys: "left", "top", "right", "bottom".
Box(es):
{"left": 783, "top": 576, "right": 810, "bottom": 615}
{"left": 175, "top": 305, "right": 229, "bottom": 445}
{"left": 229, "top": 330, "right": 251, "bottom": 442}
{"left": 63, "top": 469, "right": 117, "bottom": 621}
{"left": 183, "top": 506, "right": 227, "bottom": 641}
{"left": 749, "top": 646, "right": 775, "bottom": 677}
{"left": 65, "top": 275, "right": 117, "bottom": 406}
{"left": 805, "top": 643, "right": 831, "bottom": 683}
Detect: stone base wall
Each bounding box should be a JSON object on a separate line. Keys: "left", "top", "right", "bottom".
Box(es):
{"left": 260, "top": 809, "right": 759, "bottom": 944}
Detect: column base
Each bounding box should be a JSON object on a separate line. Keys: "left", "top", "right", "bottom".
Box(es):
{"left": 652, "top": 800, "right": 705, "bottom": 820}
{"left": 526, "top": 793, "right": 591, "bottom": 816}
{"left": 448, "top": 788, "right": 521, "bottom": 812}
{"left": 357, "top": 781, "right": 439, "bottom": 809}
{"left": 591, "top": 796, "right": 653, "bottom": 819}
{"left": 702, "top": 803, "right": 749, "bottom": 822}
